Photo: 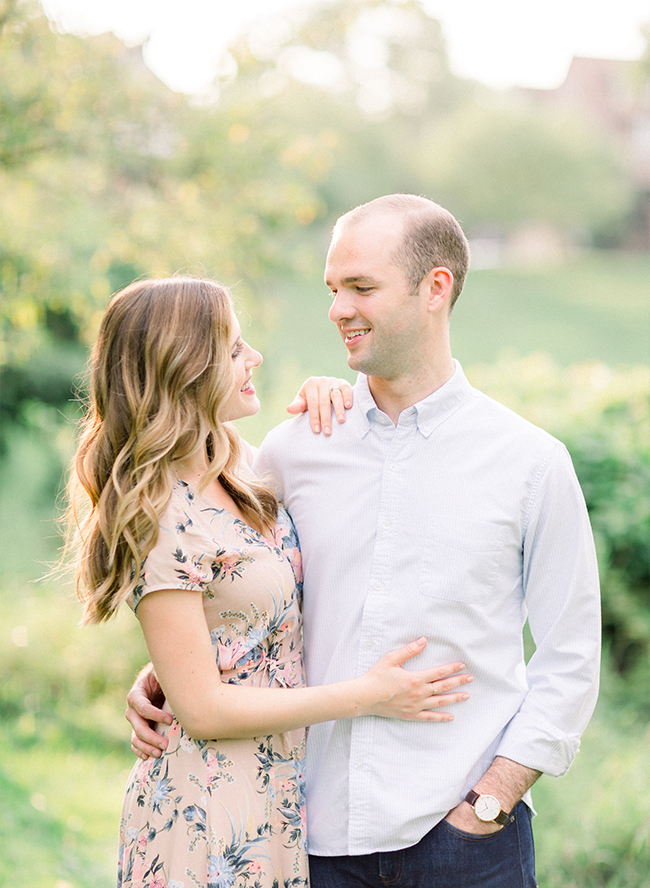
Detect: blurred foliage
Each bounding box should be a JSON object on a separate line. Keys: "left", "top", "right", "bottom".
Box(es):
{"left": 1, "top": 0, "right": 644, "bottom": 448}
{"left": 418, "top": 103, "right": 634, "bottom": 241}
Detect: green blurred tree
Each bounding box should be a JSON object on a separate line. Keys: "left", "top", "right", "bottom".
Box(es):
{"left": 415, "top": 103, "right": 634, "bottom": 243}
{"left": 0, "top": 0, "right": 335, "bottom": 440}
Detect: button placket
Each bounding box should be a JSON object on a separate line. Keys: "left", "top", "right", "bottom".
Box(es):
{"left": 348, "top": 421, "right": 415, "bottom": 852}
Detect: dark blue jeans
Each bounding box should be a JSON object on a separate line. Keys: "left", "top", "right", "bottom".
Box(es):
{"left": 309, "top": 801, "right": 537, "bottom": 888}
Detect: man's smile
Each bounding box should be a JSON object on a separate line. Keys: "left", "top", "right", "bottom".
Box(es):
{"left": 342, "top": 328, "right": 371, "bottom": 345}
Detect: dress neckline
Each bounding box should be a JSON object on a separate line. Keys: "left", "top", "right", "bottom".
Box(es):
{"left": 173, "top": 476, "right": 278, "bottom": 547}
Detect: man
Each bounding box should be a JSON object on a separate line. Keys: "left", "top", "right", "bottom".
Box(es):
{"left": 129, "top": 195, "right": 601, "bottom": 887}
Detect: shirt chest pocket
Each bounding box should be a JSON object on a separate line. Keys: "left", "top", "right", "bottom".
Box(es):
{"left": 419, "top": 517, "right": 507, "bottom": 603}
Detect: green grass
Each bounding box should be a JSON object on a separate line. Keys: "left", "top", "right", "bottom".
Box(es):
{"left": 0, "top": 724, "right": 132, "bottom": 888}
{"left": 452, "top": 252, "right": 650, "bottom": 367}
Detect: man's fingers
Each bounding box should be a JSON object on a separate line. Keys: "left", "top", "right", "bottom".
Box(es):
{"left": 131, "top": 733, "right": 164, "bottom": 759}
{"left": 125, "top": 690, "right": 172, "bottom": 725}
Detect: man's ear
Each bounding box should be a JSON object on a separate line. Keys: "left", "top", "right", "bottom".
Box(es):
{"left": 422, "top": 267, "right": 454, "bottom": 315}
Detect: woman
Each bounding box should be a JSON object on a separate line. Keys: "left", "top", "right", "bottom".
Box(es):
{"left": 69, "top": 276, "right": 472, "bottom": 888}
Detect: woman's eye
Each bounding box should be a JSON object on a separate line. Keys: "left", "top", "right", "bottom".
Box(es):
{"left": 231, "top": 342, "right": 244, "bottom": 359}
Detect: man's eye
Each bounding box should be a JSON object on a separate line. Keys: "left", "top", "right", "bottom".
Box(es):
{"left": 356, "top": 286, "right": 372, "bottom": 293}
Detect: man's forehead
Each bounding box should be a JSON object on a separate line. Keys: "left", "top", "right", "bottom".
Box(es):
{"left": 325, "top": 222, "right": 403, "bottom": 283}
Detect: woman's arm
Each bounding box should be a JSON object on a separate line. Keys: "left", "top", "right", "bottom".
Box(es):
{"left": 136, "top": 588, "right": 472, "bottom": 741}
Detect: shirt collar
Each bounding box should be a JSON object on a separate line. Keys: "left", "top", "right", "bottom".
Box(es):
{"left": 353, "top": 361, "right": 472, "bottom": 438}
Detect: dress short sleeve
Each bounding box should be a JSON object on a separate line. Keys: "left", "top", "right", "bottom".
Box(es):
{"left": 129, "top": 484, "right": 213, "bottom": 612}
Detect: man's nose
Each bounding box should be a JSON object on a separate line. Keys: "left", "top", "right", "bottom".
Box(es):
{"left": 328, "top": 291, "right": 355, "bottom": 323}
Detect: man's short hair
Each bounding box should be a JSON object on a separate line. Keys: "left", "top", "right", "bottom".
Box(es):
{"left": 337, "top": 194, "right": 470, "bottom": 309}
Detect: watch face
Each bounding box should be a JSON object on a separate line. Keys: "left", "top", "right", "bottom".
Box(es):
{"left": 474, "top": 795, "right": 500, "bottom": 821}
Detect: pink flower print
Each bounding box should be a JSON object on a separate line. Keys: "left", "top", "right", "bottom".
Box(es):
{"left": 248, "top": 862, "right": 262, "bottom": 874}
{"left": 206, "top": 757, "right": 220, "bottom": 784}
{"left": 186, "top": 565, "right": 206, "bottom": 586}
{"left": 138, "top": 758, "right": 155, "bottom": 786}
{"left": 150, "top": 878, "right": 166, "bottom": 888}
{"left": 137, "top": 833, "right": 148, "bottom": 852}
{"left": 217, "top": 639, "right": 248, "bottom": 672}
{"left": 220, "top": 558, "right": 238, "bottom": 577}
{"left": 180, "top": 735, "right": 196, "bottom": 753}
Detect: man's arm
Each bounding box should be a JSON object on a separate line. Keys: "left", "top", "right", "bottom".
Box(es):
{"left": 447, "top": 444, "right": 600, "bottom": 834}
{"left": 445, "top": 756, "right": 541, "bottom": 834}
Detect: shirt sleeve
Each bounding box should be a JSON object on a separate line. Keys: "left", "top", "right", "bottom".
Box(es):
{"left": 239, "top": 435, "right": 259, "bottom": 468}
{"left": 496, "top": 442, "right": 601, "bottom": 777}
{"left": 253, "top": 430, "right": 285, "bottom": 500}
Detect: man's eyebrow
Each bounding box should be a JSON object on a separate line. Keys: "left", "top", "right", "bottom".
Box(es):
{"left": 325, "top": 275, "right": 378, "bottom": 287}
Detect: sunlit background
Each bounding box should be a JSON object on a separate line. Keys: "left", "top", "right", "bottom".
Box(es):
{"left": 1, "top": 1, "right": 648, "bottom": 885}
{"left": 41, "top": 0, "right": 650, "bottom": 91}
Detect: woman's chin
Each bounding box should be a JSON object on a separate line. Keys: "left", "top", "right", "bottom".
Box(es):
{"left": 223, "top": 398, "right": 261, "bottom": 422}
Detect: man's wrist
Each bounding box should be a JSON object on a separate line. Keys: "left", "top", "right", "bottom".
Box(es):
{"left": 472, "top": 756, "right": 541, "bottom": 815}
{"left": 464, "top": 789, "right": 510, "bottom": 825}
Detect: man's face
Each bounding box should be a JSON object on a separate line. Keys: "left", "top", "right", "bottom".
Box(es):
{"left": 325, "top": 213, "right": 430, "bottom": 382}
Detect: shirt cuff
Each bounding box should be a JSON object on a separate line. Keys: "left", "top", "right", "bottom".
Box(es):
{"left": 496, "top": 718, "right": 582, "bottom": 778}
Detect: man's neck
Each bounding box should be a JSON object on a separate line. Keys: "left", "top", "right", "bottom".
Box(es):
{"left": 367, "top": 357, "right": 455, "bottom": 425}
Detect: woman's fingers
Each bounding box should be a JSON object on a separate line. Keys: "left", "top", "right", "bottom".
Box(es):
{"left": 415, "top": 689, "right": 472, "bottom": 721}
{"left": 423, "top": 660, "right": 468, "bottom": 682}
{"left": 286, "top": 376, "right": 354, "bottom": 434}
{"left": 430, "top": 671, "right": 474, "bottom": 696}
{"left": 333, "top": 380, "right": 353, "bottom": 417}
{"left": 380, "top": 636, "right": 429, "bottom": 667}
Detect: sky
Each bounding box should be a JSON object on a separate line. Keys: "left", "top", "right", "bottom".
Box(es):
{"left": 41, "top": 0, "right": 649, "bottom": 94}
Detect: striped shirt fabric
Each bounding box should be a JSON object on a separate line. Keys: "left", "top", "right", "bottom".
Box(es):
{"left": 254, "top": 362, "right": 601, "bottom": 856}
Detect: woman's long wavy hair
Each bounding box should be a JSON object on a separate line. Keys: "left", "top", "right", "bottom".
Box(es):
{"left": 67, "top": 276, "right": 277, "bottom": 625}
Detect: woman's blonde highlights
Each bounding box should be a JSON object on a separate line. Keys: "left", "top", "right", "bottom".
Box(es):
{"left": 68, "top": 276, "right": 277, "bottom": 624}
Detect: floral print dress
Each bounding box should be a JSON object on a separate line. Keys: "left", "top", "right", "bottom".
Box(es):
{"left": 118, "top": 480, "right": 309, "bottom": 888}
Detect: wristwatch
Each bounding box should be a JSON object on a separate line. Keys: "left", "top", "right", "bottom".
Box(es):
{"left": 465, "top": 789, "right": 510, "bottom": 825}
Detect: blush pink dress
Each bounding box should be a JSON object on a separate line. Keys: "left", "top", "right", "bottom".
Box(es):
{"left": 118, "top": 479, "right": 309, "bottom": 888}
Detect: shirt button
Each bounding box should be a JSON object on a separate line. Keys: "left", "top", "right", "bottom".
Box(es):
{"left": 355, "top": 761, "right": 364, "bottom": 770}
{"left": 390, "top": 463, "right": 397, "bottom": 471}
{"left": 365, "top": 640, "right": 374, "bottom": 650}
{"left": 382, "top": 522, "right": 390, "bottom": 529}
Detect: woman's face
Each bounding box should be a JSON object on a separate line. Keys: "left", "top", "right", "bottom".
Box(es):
{"left": 219, "top": 313, "right": 263, "bottom": 422}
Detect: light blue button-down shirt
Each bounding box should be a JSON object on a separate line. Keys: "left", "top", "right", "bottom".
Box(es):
{"left": 254, "top": 362, "right": 600, "bottom": 856}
